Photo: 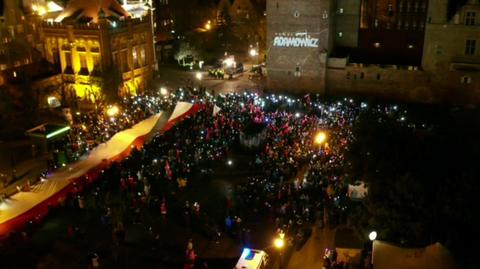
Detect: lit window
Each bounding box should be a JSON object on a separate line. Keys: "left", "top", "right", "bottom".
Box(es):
{"left": 295, "top": 65, "right": 301, "bottom": 77}
{"left": 140, "top": 46, "right": 146, "bottom": 66}
{"left": 47, "top": 96, "right": 61, "bottom": 108}
{"left": 132, "top": 48, "right": 139, "bottom": 68}
{"left": 338, "top": 32, "right": 343, "bottom": 38}
{"left": 374, "top": 42, "right": 381, "bottom": 48}
{"left": 461, "top": 76, "right": 472, "bottom": 84}
{"left": 408, "top": 44, "right": 414, "bottom": 49}
{"left": 338, "top": 8, "right": 344, "bottom": 14}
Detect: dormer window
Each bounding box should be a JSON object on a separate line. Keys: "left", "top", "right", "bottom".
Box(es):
{"left": 466, "top": 11, "right": 476, "bottom": 25}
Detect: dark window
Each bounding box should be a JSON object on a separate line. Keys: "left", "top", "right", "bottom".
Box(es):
{"left": 387, "top": 4, "right": 393, "bottom": 16}
{"left": 466, "top": 12, "right": 476, "bottom": 25}
{"left": 376, "top": 74, "right": 381, "bottom": 80}
{"left": 465, "top": 39, "right": 476, "bottom": 55}
{"left": 461, "top": 76, "right": 471, "bottom": 84}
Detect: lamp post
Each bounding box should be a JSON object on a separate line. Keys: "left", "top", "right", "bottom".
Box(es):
{"left": 160, "top": 87, "right": 169, "bottom": 96}
{"left": 195, "top": 72, "right": 203, "bottom": 90}
{"left": 314, "top": 131, "right": 327, "bottom": 146}
{"left": 106, "top": 105, "right": 120, "bottom": 118}
{"left": 249, "top": 47, "right": 258, "bottom": 66}
{"left": 205, "top": 20, "right": 212, "bottom": 31}
{"left": 274, "top": 233, "right": 285, "bottom": 269}
{"left": 314, "top": 131, "right": 327, "bottom": 155}
{"left": 368, "top": 231, "right": 377, "bottom": 269}
{"left": 369, "top": 231, "right": 377, "bottom": 241}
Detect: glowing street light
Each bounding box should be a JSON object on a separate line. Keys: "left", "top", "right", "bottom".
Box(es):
{"left": 274, "top": 237, "right": 285, "bottom": 249}
{"left": 205, "top": 20, "right": 211, "bottom": 30}
{"left": 369, "top": 231, "right": 377, "bottom": 241}
{"left": 314, "top": 131, "right": 327, "bottom": 145}
{"left": 160, "top": 87, "right": 169, "bottom": 96}
{"left": 249, "top": 48, "right": 258, "bottom": 57}
{"left": 227, "top": 159, "right": 233, "bottom": 166}
{"left": 106, "top": 105, "right": 119, "bottom": 117}
{"left": 196, "top": 72, "right": 203, "bottom": 81}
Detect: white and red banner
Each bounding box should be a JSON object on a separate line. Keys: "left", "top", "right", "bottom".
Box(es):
{"left": 0, "top": 102, "right": 203, "bottom": 238}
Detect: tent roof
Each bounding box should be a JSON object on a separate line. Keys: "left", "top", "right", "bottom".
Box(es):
{"left": 372, "top": 240, "right": 457, "bottom": 269}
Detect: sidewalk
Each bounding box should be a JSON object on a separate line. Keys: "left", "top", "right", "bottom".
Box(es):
{"left": 286, "top": 225, "right": 336, "bottom": 269}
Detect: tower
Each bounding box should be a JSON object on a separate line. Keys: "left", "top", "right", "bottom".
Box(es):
{"left": 3, "top": 0, "right": 25, "bottom": 30}
{"left": 266, "top": 0, "right": 335, "bottom": 94}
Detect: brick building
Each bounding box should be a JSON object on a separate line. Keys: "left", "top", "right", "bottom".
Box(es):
{"left": 266, "top": 0, "right": 480, "bottom": 104}
{"left": 1, "top": 0, "right": 156, "bottom": 106}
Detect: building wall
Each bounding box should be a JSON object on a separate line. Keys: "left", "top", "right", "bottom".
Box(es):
{"left": 422, "top": 0, "right": 480, "bottom": 73}
{"left": 334, "top": 0, "right": 361, "bottom": 48}
{"left": 326, "top": 64, "right": 480, "bottom": 104}
{"left": 266, "top": 0, "right": 334, "bottom": 93}
{"left": 41, "top": 16, "right": 155, "bottom": 101}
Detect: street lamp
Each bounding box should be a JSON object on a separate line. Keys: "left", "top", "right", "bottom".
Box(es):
{"left": 274, "top": 237, "right": 285, "bottom": 249}
{"left": 196, "top": 72, "right": 203, "bottom": 81}
{"left": 249, "top": 48, "right": 258, "bottom": 57}
{"left": 369, "top": 231, "right": 377, "bottom": 241}
{"left": 314, "top": 131, "right": 327, "bottom": 145}
{"left": 274, "top": 233, "right": 285, "bottom": 269}
{"left": 205, "top": 20, "right": 211, "bottom": 30}
{"left": 160, "top": 87, "right": 169, "bottom": 96}
{"left": 106, "top": 105, "right": 119, "bottom": 117}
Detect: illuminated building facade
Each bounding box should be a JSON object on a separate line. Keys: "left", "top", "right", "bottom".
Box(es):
{"left": 1, "top": 0, "right": 156, "bottom": 105}
{"left": 266, "top": 0, "right": 334, "bottom": 93}
{"left": 266, "top": 0, "right": 480, "bottom": 104}
{"left": 41, "top": 0, "right": 155, "bottom": 101}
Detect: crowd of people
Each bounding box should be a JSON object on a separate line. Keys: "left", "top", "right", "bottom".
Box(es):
{"left": 6, "top": 87, "right": 410, "bottom": 268}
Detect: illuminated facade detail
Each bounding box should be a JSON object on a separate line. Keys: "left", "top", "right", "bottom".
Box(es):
{"left": 272, "top": 33, "right": 319, "bottom": 48}
{"left": 266, "top": 0, "right": 480, "bottom": 103}
{"left": 267, "top": 0, "right": 334, "bottom": 93}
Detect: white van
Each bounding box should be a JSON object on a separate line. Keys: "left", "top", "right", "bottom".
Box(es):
{"left": 234, "top": 248, "right": 269, "bottom": 269}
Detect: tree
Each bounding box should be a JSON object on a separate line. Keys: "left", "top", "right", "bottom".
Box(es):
{"left": 347, "top": 106, "right": 480, "bottom": 267}
{"left": 174, "top": 41, "right": 198, "bottom": 66}
{"left": 99, "top": 65, "right": 122, "bottom": 103}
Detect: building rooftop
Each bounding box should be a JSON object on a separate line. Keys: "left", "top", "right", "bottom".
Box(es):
{"left": 55, "top": 0, "right": 130, "bottom": 23}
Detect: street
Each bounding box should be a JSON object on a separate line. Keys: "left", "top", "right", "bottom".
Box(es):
{"left": 155, "top": 64, "right": 264, "bottom": 95}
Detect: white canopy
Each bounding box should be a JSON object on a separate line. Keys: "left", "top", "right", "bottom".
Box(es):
{"left": 372, "top": 240, "right": 457, "bottom": 269}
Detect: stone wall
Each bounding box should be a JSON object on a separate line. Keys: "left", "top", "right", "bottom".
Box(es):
{"left": 325, "top": 65, "right": 480, "bottom": 104}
